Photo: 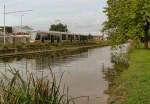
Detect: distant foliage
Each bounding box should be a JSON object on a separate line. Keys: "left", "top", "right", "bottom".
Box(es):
{"left": 50, "top": 23, "right": 68, "bottom": 32}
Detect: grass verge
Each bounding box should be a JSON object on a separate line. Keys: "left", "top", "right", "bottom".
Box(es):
{"left": 108, "top": 47, "right": 150, "bottom": 104}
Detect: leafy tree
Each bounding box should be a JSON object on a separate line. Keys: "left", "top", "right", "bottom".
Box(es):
{"left": 103, "top": 0, "right": 150, "bottom": 48}
{"left": 49, "top": 23, "right": 68, "bottom": 32}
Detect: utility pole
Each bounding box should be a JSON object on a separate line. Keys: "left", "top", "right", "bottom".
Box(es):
{"left": 2, "top": 7, "right": 32, "bottom": 45}
{"left": 4, "top": 4, "right": 6, "bottom": 45}
{"left": 21, "top": 15, "right": 24, "bottom": 33}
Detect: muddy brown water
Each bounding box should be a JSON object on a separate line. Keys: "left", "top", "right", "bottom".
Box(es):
{"left": 0, "top": 45, "right": 128, "bottom": 104}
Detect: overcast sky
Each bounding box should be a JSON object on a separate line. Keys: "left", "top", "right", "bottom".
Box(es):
{"left": 0, "top": 0, "right": 107, "bottom": 34}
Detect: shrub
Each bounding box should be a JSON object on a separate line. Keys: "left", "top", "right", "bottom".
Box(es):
{"left": 3, "top": 45, "right": 9, "bottom": 49}
{"left": 2, "top": 44, "right": 14, "bottom": 49}
{"left": 25, "top": 43, "right": 52, "bottom": 49}
{"left": 16, "top": 44, "right": 25, "bottom": 49}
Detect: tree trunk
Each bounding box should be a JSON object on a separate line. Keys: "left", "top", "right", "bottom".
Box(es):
{"left": 144, "top": 39, "right": 148, "bottom": 48}
{"left": 144, "top": 20, "right": 149, "bottom": 49}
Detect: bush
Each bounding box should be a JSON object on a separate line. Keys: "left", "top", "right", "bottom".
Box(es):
{"left": 3, "top": 45, "right": 9, "bottom": 49}
{"left": 16, "top": 44, "right": 25, "bottom": 49}
{"left": 2, "top": 44, "right": 14, "bottom": 49}
{"left": 25, "top": 43, "right": 52, "bottom": 49}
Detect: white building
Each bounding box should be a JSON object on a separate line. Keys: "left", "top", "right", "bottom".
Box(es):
{"left": 12, "top": 26, "right": 33, "bottom": 33}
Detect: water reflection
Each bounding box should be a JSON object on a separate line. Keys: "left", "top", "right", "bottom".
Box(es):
{"left": 103, "top": 44, "right": 129, "bottom": 96}
{"left": 0, "top": 47, "right": 113, "bottom": 104}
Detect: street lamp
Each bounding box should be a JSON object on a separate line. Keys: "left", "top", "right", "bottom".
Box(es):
{"left": 21, "top": 14, "right": 24, "bottom": 33}
{"left": 4, "top": 4, "right": 6, "bottom": 45}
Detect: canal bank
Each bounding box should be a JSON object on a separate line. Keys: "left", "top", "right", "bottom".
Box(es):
{"left": 107, "top": 47, "right": 150, "bottom": 104}
{"left": 0, "top": 42, "right": 109, "bottom": 58}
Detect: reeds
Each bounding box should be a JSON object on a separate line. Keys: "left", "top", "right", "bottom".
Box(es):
{"left": 0, "top": 66, "right": 74, "bottom": 104}
{"left": 111, "top": 53, "right": 129, "bottom": 68}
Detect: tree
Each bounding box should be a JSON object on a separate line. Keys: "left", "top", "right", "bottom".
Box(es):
{"left": 103, "top": 0, "right": 150, "bottom": 48}
{"left": 49, "top": 23, "right": 68, "bottom": 32}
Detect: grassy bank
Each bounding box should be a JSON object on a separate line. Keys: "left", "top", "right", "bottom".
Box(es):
{"left": 0, "top": 41, "right": 109, "bottom": 57}
{"left": 109, "top": 47, "right": 150, "bottom": 104}
{"left": 0, "top": 41, "right": 109, "bottom": 50}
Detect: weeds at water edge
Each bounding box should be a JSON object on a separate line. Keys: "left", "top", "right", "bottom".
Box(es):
{"left": 0, "top": 65, "right": 74, "bottom": 104}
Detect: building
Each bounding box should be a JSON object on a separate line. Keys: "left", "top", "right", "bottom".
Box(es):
{"left": 12, "top": 26, "right": 33, "bottom": 44}
{"left": 12, "top": 26, "right": 33, "bottom": 33}
{"left": 0, "top": 26, "right": 13, "bottom": 34}
{"left": 0, "top": 35, "right": 30, "bottom": 44}
{"left": 0, "top": 26, "right": 32, "bottom": 44}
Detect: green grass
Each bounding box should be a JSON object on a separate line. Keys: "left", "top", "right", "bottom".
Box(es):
{"left": 110, "top": 48, "right": 150, "bottom": 104}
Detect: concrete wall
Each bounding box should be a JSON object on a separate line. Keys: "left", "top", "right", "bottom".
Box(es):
{"left": 0, "top": 35, "right": 30, "bottom": 45}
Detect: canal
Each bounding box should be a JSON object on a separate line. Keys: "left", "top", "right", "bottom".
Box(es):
{"left": 0, "top": 45, "right": 128, "bottom": 104}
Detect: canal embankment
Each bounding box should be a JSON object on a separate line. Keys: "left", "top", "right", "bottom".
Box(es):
{"left": 0, "top": 41, "right": 109, "bottom": 58}
{"left": 107, "top": 44, "right": 150, "bottom": 104}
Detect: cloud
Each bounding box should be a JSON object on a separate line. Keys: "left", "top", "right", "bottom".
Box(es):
{"left": 0, "top": 0, "right": 107, "bottom": 34}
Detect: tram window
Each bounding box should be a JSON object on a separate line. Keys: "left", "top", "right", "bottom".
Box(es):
{"left": 76, "top": 35, "right": 79, "bottom": 40}
{"left": 44, "top": 34, "right": 50, "bottom": 40}
{"left": 68, "top": 35, "right": 71, "bottom": 40}
{"left": 71, "top": 35, "right": 74, "bottom": 40}
{"left": 41, "top": 36, "right": 45, "bottom": 42}
{"left": 45, "top": 35, "right": 48, "bottom": 40}
{"left": 47, "top": 34, "right": 51, "bottom": 40}
{"left": 62, "top": 34, "right": 66, "bottom": 40}
{"left": 35, "top": 34, "right": 41, "bottom": 40}
{"left": 54, "top": 35, "right": 58, "bottom": 40}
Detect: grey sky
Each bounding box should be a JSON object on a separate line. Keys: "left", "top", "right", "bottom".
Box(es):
{"left": 0, "top": 0, "right": 107, "bottom": 34}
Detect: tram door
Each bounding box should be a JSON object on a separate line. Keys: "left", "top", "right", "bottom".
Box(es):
{"left": 51, "top": 35, "right": 54, "bottom": 43}
{"left": 57, "top": 36, "right": 60, "bottom": 43}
